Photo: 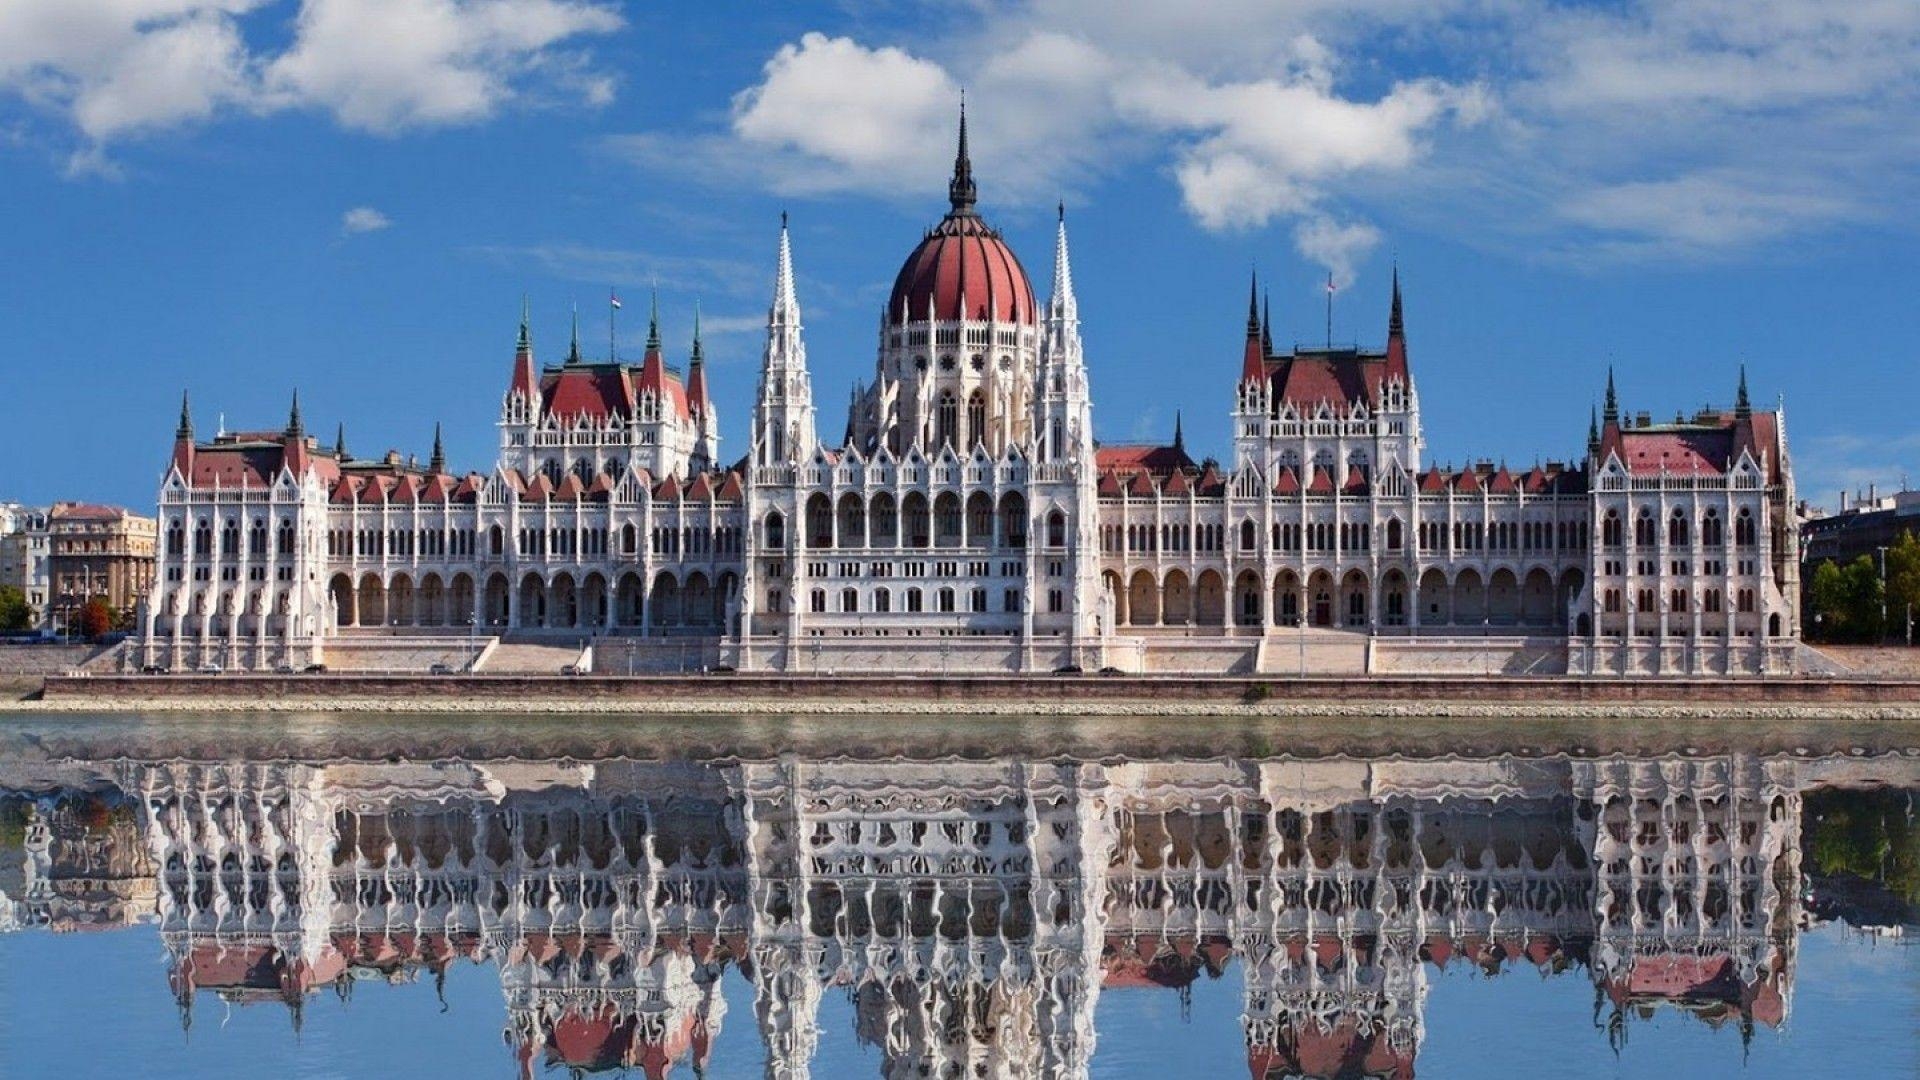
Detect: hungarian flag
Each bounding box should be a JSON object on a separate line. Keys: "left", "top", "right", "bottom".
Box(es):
{"left": 1326, "top": 272, "right": 1336, "bottom": 294}
{"left": 610, "top": 289, "right": 622, "bottom": 310}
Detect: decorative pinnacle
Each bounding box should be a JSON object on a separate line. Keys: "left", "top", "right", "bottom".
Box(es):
{"left": 948, "top": 94, "right": 976, "bottom": 214}
{"left": 1173, "top": 410, "right": 1185, "bottom": 452}
{"left": 286, "top": 390, "right": 303, "bottom": 437}
{"left": 1588, "top": 406, "right": 1599, "bottom": 449}
{"left": 1735, "top": 364, "right": 1751, "bottom": 416}
{"left": 1389, "top": 264, "right": 1404, "bottom": 337}
{"left": 176, "top": 391, "right": 193, "bottom": 440}
{"left": 517, "top": 294, "right": 531, "bottom": 353}
{"left": 646, "top": 286, "right": 661, "bottom": 352}
{"left": 1262, "top": 291, "right": 1273, "bottom": 354}
{"left": 1603, "top": 366, "right": 1618, "bottom": 423}
{"left": 567, "top": 303, "right": 581, "bottom": 364}
{"left": 690, "top": 300, "right": 704, "bottom": 364}
{"left": 772, "top": 214, "right": 799, "bottom": 324}
{"left": 335, "top": 422, "right": 348, "bottom": 461}
{"left": 1246, "top": 270, "right": 1261, "bottom": 337}
{"left": 428, "top": 422, "right": 445, "bottom": 473}
{"left": 1049, "top": 201, "right": 1076, "bottom": 315}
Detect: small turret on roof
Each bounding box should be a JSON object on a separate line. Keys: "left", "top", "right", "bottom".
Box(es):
{"left": 1241, "top": 271, "right": 1266, "bottom": 384}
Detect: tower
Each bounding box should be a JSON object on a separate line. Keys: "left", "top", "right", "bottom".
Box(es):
{"left": 752, "top": 216, "right": 818, "bottom": 467}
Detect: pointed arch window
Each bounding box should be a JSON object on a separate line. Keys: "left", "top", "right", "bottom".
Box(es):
{"left": 937, "top": 391, "right": 958, "bottom": 449}
{"left": 967, "top": 391, "right": 986, "bottom": 450}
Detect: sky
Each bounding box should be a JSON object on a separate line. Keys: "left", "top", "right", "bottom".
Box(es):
{"left": 1, "top": 0, "right": 1917, "bottom": 512}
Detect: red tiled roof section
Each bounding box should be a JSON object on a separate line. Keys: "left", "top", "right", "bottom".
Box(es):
{"left": 1267, "top": 351, "right": 1386, "bottom": 411}
{"left": 1095, "top": 444, "right": 1196, "bottom": 477}
{"left": 1603, "top": 410, "right": 1782, "bottom": 481}
{"left": 887, "top": 213, "right": 1037, "bottom": 326}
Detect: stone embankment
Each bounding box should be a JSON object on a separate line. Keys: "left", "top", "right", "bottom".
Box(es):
{"left": 26, "top": 671, "right": 1920, "bottom": 720}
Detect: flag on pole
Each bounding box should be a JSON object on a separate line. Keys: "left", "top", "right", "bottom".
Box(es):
{"left": 1326, "top": 272, "right": 1335, "bottom": 293}
{"left": 610, "top": 289, "right": 622, "bottom": 310}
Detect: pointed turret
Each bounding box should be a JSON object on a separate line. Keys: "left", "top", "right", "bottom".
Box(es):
{"left": 948, "top": 96, "right": 976, "bottom": 214}
{"left": 1173, "top": 410, "right": 1185, "bottom": 454}
{"left": 1047, "top": 202, "right": 1077, "bottom": 321}
{"left": 282, "top": 390, "right": 309, "bottom": 475}
{"left": 1735, "top": 364, "right": 1751, "bottom": 419}
{"left": 1241, "top": 270, "right": 1266, "bottom": 385}
{"left": 1603, "top": 366, "right": 1619, "bottom": 426}
{"left": 645, "top": 287, "right": 662, "bottom": 355}
{"left": 1383, "top": 264, "right": 1410, "bottom": 385}
{"left": 756, "top": 214, "right": 817, "bottom": 466}
{"left": 1261, "top": 291, "right": 1273, "bottom": 355}
{"left": 428, "top": 422, "right": 445, "bottom": 474}
{"left": 566, "top": 304, "right": 582, "bottom": 365}
{"left": 334, "top": 423, "right": 348, "bottom": 462}
{"left": 508, "top": 301, "right": 539, "bottom": 409}
{"left": 171, "top": 392, "right": 195, "bottom": 475}
{"left": 1388, "top": 264, "right": 1404, "bottom": 338}
{"left": 285, "top": 390, "right": 304, "bottom": 438}
{"left": 772, "top": 211, "right": 800, "bottom": 328}
{"left": 1588, "top": 406, "right": 1600, "bottom": 454}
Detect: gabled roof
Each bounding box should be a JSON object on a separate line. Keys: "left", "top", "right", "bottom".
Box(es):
{"left": 1095, "top": 443, "right": 1196, "bottom": 478}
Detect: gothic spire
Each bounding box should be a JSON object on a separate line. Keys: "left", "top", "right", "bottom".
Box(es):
{"left": 1735, "top": 364, "right": 1751, "bottom": 418}
{"left": 567, "top": 303, "right": 581, "bottom": 364}
{"left": 516, "top": 294, "right": 531, "bottom": 354}
{"left": 1173, "top": 410, "right": 1185, "bottom": 453}
{"left": 1261, "top": 291, "right": 1273, "bottom": 354}
{"left": 645, "top": 286, "right": 661, "bottom": 353}
{"left": 335, "top": 422, "right": 347, "bottom": 461}
{"left": 428, "top": 422, "right": 445, "bottom": 473}
{"left": 1246, "top": 270, "right": 1261, "bottom": 338}
{"left": 1048, "top": 201, "right": 1076, "bottom": 318}
{"left": 1389, "top": 264, "right": 1404, "bottom": 338}
{"left": 1588, "top": 405, "right": 1600, "bottom": 452}
{"left": 1603, "top": 366, "right": 1618, "bottom": 425}
{"left": 948, "top": 96, "right": 977, "bottom": 214}
{"left": 286, "top": 390, "right": 303, "bottom": 438}
{"left": 690, "top": 300, "right": 704, "bottom": 366}
{"left": 176, "top": 391, "right": 193, "bottom": 440}
{"left": 771, "top": 212, "right": 800, "bottom": 326}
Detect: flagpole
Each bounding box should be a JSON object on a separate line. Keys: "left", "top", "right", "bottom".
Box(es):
{"left": 609, "top": 287, "right": 618, "bottom": 363}
{"left": 1325, "top": 272, "right": 1333, "bottom": 348}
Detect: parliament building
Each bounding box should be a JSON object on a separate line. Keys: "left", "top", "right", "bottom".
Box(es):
{"left": 137, "top": 114, "right": 1802, "bottom": 676}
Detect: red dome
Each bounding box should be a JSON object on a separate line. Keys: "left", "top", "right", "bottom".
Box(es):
{"left": 885, "top": 104, "right": 1036, "bottom": 327}
{"left": 887, "top": 214, "right": 1036, "bottom": 326}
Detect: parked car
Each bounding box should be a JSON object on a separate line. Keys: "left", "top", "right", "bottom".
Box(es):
{"left": 197, "top": 662, "right": 222, "bottom": 674}
{"left": 140, "top": 664, "right": 166, "bottom": 675}
{"left": 1052, "top": 664, "right": 1084, "bottom": 675}
{"left": 559, "top": 664, "right": 585, "bottom": 676}
{"left": 303, "top": 663, "right": 328, "bottom": 674}
{"left": 273, "top": 664, "right": 296, "bottom": 675}
{"left": 428, "top": 663, "right": 454, "bottom": 675}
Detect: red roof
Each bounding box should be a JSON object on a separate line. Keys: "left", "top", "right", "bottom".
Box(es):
{"left": 887, "top": 211, "right": 1036, "bottom": 325}
{"left": 1601, "top": 410, "right": 1782, "bottom": 482}
{"left": 1096, "top": 444, "right": 1196, "bottom": 477}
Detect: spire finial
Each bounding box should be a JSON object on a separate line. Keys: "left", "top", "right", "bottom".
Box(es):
{"left": 335, "top": 422, "right": 347, "bottom": 461}
{"left": 1049, "top": 201, "right": 1076, "bottom": 317}
{"left": 176, "top": 391, "right": 193, "bottom": 440}
{"left": 1261, "top": 290, "right": 1273, "bottom": 354}
{"left": 567, "top": 303, "right": 581, "bottom": 364}
{"left": 772, "top": 213, "right": 800, "bottom": 325}
{"left": 1389, "top": 263, "right": 1404, "bottom": 337}
{"left": 1246, "top": 269, "right": 1261, "bottom": 337}
{"left": 690, "top": 299, "right": 704, "bottom": 364}
{"left": 517, "top": 294, "right": 531, "bottom": 352}
{"left": 1173, "top": 410, "right": 1185, "bottom": 453}
{"left": 645, "top": 285, "right": 661, "bottom": 352}
{"left": 1603, "top": 366, "right": 1618, "bottom": 424}
{"left": 1588, "top": 405, "right": 1599, "bottom": 451}
{"left": 948, "top": 94, "right": 977, "bottom": 213}
{"left": 286, "top": 390, "right": 303, "bottom": 437}
{"left": 1735, "top": 364, "right": 1751, "bottom": 417}
{"left": 429, "top": 422, "right": 445, "bottom": 473}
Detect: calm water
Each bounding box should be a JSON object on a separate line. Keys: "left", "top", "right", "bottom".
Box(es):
{"left": 1, "top": 713, "right": 1916, "bottom": 1079}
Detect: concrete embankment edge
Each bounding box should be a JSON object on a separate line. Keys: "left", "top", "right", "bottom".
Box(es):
{"left": 23, "top": 673, "right": 1920, "bottom": 719}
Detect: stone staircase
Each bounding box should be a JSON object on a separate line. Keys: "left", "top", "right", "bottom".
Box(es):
{"left": 477, "top": 639, "right": 588, "bottom": 674}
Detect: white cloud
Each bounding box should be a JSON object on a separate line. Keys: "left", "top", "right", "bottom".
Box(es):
{"left": 0, "top": 0, "right": 623, "bottom": 166}
{"left": 263, "top": 0, "right": 623, "bottom": 134}
{"left": 1291, "top": 216, "right": 1381, "bottom": 289}
{"left": 340, "top": 205, "right": 390, "bottom": 234}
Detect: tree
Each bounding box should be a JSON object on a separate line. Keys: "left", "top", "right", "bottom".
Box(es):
{"left": 76, "top": 599, "right": 114, "bottom": 641}
{"left": 1886, "top": 529, "right": 1920, "bottom": 644}
{"left": 1808, "top": 555, "right": 1886, "bottom": 643}
{"left": 0, "top": 585, "right": 29, "bottom": 632}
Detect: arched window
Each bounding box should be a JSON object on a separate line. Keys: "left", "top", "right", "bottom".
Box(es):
{"left": 874, "top": 589, "right": 891, "bottom": 614}
{"left": 1601, "top": 510, "right": 1621, "bottom": 548}
{"left": 1386, "top": 518, "right": 1403, "bottom": 551}
{"left": 1668, "top": 510, "right": 1689, "bottom": 547}
{"left": 1633, "top": 510, "right": 1655, "bottom": 547}
{"left": 573, "top": 459, "right": 594, "bottom": 483}
{"left": 937, "top": 391, "right": 958, "bottom": 448}
{"left": 1239, "top": 520, "right": 1256, "bottom": 551}
{"left": 764, "top": 511, "right": 786, "bottom": 549}
{"left": 166, "top": 522, "right": 185, "bottom": 556}
{"left": 1735, "top": 509, "right": 1756, "bottom": 547}
{"left": 1047, "top": 511, "right": 1066, "bottom": 548}
{"left": 841, "top": 588, "right": 858, "bottom": 613}
{"left": 1702, "top": 510, "right": 1723, "bottom": 546}
{"left": 967, "top": 391, "right": 986, "bottom": 449}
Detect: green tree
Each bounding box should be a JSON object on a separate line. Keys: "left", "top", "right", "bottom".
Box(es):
{"left": 1886, "top": 529, "right": 1920, "bottom": 644}
{"left": 0, "top": 585, "right": 29, "bottom": 632}
{"left": 1810, "top": 555, "right": 1887, "bottom": 643}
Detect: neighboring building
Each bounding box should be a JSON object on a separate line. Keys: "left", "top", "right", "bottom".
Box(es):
{"left": 1801, "top": 486, "right": 1920, "bottom": 569}
{"left": 137, "top": 111, "right": 1801, "bottom": 675}
{"left": 0, "top": 503, "right": 50, "bottom": 627}
{"left": 47, "top": 502, "right": 156, "bottom": 633}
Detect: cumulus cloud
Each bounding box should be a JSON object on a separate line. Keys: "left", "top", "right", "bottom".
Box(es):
{"left": 1291, "top": 216, "right": 1381, "bottom": 289}
{"left": 0, "top": 0, "right": 623, "bottom": 166}
{"left": 340, "top": 205, "right": 391, "bottom": 234}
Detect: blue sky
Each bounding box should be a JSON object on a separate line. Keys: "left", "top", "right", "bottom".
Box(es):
{"left": 2, "top": 1, "right": 1916, "bottom": 511}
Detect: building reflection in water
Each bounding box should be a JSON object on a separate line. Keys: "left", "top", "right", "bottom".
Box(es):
{"left": 1, "top": 751, "right": 1912, "bottom": 1078}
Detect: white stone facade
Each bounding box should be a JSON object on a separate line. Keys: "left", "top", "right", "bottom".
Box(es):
{"left": 135, "top": 122, "right": 1799, "bottom": 676}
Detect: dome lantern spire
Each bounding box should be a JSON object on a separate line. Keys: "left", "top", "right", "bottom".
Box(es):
{"left": 948, "top": 95, "right": 976, "bottom": 215}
